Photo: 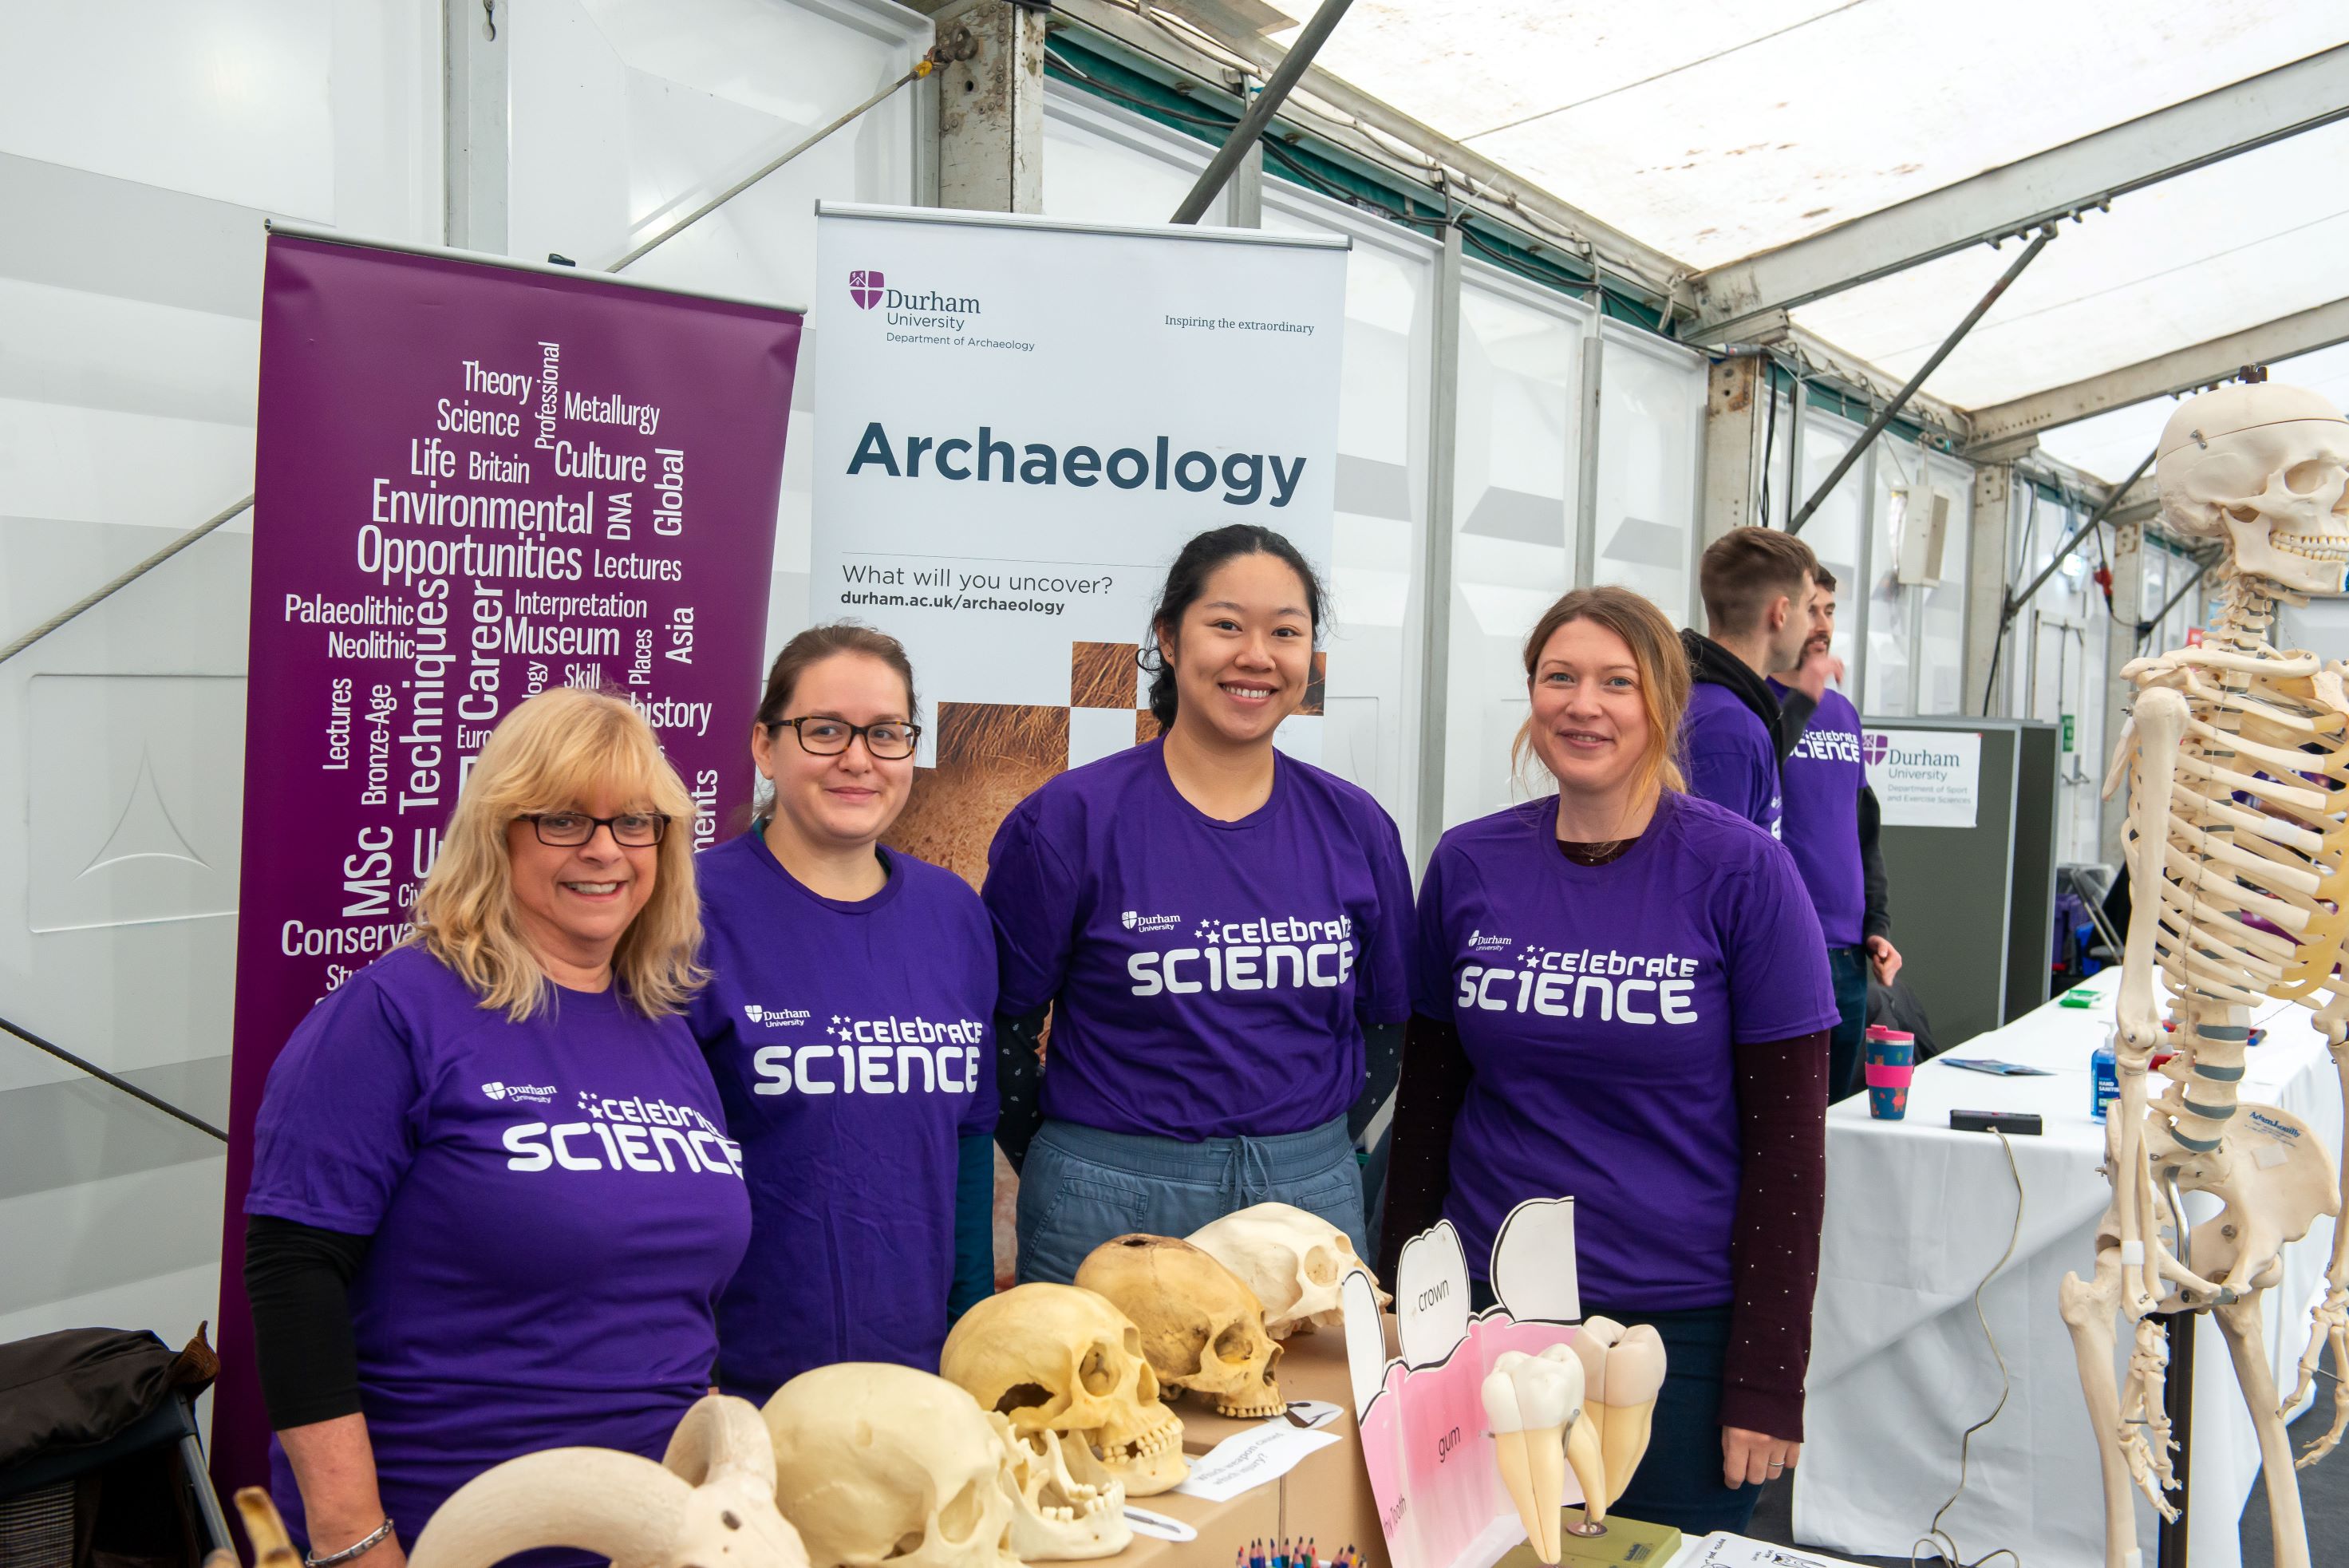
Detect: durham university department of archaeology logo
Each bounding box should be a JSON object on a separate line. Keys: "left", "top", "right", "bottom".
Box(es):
{"left": 849, "top": 270, "right": 885, "bottom": 309}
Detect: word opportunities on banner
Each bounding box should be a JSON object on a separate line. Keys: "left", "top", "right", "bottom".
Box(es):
{"left": 811, "top": 203, "right": 1347, "bottom": 884}
{"left": 1862, "top": 728, "right": 1984, "bottom": 827}
{"left": 215, "top": 231, "right": 801, "bottom": 1490}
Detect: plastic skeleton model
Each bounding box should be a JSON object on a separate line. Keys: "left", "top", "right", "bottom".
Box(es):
{"left": 1076, "top": 1233, "right": 1288, "bottom": 1418}
{"left": 1481, "top": 1318, "right": 1667, "bottom": 1562}
{"left": 407, "top": 1395, "right": 810, "bottom": 1568}
{"left": 2059, "top": 381, "right": 2349, "bottom": 1568}
{"left": 1188, "top": 1202, "right": 1395, "bottom": 1339}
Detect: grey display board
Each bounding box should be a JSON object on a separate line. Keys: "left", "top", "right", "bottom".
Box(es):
{"left": 1863, "top": 717, "right": 2060, "bottom": 1050}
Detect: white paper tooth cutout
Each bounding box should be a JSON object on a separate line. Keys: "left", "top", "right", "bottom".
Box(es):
{"left": 1482, "top": 1349, "right": 1582, "bottom": 1563}
{"left": 1393, "top": 1221, "right": 1473, "bottom": 1369}
{"left": 1489, "top": 1199, "right": 1581, "bottom": 1324}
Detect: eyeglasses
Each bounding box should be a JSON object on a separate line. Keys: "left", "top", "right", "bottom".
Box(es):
{"left": 521, "top": 812, "right": 671, "bottom": 847}
{"left": 771, "top": 717, "right": 921, "bottom": 760}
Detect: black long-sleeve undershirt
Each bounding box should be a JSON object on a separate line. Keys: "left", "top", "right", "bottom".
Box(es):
{"left": 244, "top": 1214, "right": 373, "bottom": 1430}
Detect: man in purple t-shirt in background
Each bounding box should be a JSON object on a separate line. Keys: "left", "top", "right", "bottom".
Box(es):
{"left": 1768, "top": 567, "right": 1902, "bottom": 1100}
{"left": 1677, "top": 527, "right": 1818, "bottom": 838}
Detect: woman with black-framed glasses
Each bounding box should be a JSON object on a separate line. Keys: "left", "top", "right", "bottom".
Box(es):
{"left": 688, "top": 623, "right": 999, "bottom": 1399}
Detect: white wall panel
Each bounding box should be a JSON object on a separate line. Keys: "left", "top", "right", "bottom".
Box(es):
{"left": 1593, "top": 324, "right": 1703, "bottom": 626}
{"left": 1443, "top": 263, "right": 1582, "bottom": 828}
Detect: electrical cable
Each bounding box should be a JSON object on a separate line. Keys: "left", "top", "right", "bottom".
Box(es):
{"left": 1759, "top": 362, "right": 1779, "bottom": 526}
{"left": 1909, "top": 1128, "right": 2027, "bottom": 1568}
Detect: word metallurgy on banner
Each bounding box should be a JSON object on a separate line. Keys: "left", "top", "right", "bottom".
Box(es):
{"left": 215, "top": 230, "right": 801, "bottom": 1498}
{"left": 811, "top": 203, "right": 1348, "bottom": 886}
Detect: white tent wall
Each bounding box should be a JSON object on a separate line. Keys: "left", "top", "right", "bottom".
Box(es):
{"left": 1442, "top": 261, "right": 1584, "bottom": 832}
{"left": 0, "top": 0, "right": 440, "bottom": 1369}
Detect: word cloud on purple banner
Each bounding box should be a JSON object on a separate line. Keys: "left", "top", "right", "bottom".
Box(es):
{"left": 215, "top": 230, "right": 801, "bottom": 1493}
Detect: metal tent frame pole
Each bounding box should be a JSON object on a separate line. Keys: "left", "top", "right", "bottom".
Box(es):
{"left": 1790, "top": 226, "right": 2054, "bottom": 534}
{"left": 1171, "top": 0, "right": 1356, "bottom": 224}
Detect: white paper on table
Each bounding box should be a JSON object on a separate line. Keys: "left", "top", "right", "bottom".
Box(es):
{"left": 1685, "top": 1531, "right": 1867, "bottom": 1567}
{"left": 1170, "top": 1421, "right": 1341, "bottom": 1502}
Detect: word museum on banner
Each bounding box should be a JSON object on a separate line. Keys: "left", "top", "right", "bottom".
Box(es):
{"left": 809, "top": 203, "right": 1348, "bottom": 882}
{"left": 214, "top": 229, "right": 803, "bottom": 1491}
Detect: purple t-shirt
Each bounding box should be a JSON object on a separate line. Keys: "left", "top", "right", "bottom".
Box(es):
{"left": 245, "top": 945, "right": 749, "bottom": 1554}
{"left": 1411, "top": 792, "right": 1837, "bottom": 1307}
{"left": 1769, "top": 681, "right": 1867, "bottom": 949}
{"left": 690, "top": 831, "right": 997, "bottom": 1398}
{"left": 1680, "top": 681, "right": 1782, "bottom": 837}
{"left": 985, "top": 738, "right": 1414, "bottom": 1141}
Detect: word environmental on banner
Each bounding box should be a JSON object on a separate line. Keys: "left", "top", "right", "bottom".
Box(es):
{"left": 213, "top": 229, "right": 802, "bottom": 1494}
{"left": 808, "top": 203, "right": 1348, "bottom": 889}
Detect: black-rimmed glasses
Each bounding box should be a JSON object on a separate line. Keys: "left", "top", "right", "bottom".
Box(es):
{"left": 771, "top": 717, "right": 921, "bottom": 760}
{"left": 522, "top": 812, "right": 671, "bottom": 847}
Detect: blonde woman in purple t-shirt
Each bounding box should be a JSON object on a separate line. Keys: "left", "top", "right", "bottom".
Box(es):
{"left": 1380, "top": 586, "right": 1836, "bottom": 1536}
{"left": 242, "top": 690, "right": 748, "bottom": 1568}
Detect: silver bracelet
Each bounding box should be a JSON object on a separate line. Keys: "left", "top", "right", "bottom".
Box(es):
{"left": 305, "top": 1518, "right": 395, "bottom": 1568}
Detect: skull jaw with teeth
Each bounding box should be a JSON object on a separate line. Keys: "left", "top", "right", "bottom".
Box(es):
{"left": 1075, "top": 1234, "right": 1287, "bottom": 1420}
{"left": 941, "top": 1283, "right": 1191, "bottom": 1497}
{"left": 987, "top": 1416, "right": 1131, "bottom": 1561}
{"left": 2157, "top": 384, "right": 2349, "bottom": 598}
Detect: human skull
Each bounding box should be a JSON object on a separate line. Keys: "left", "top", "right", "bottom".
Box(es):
{"left": 985, "top": 1416, "right": 1131, "bottom": 1561}
{"left": 760, "top": 1364, "right": 1018, "bottom": 1568}
{"left": 1076, "top": 1234, "right": 1285, "bottom": 1420}
{"left": 1188, "top": 1203, "right": 1392, "bottom": 1338}
{"left": 940, "top": 1283, "right": 1190, "bottom": 1496}
{"left": 2156, "top": 383, "right": 2349, "bottom": 595}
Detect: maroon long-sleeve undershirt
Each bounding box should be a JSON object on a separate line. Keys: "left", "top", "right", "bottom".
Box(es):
{"left": 1378, "top": 1010, "right": 1830, "bottom": 1440}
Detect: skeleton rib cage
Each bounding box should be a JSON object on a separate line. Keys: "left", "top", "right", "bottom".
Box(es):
{"left": 2059, "top": 381, "right": 2349, "bottom": 1568}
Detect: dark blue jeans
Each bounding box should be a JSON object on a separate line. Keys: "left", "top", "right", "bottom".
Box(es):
{"left": 1471, "top": 1285, "right": 1763, "bottom": 1537}
{"left": 1826, "top": 945, "right": 1869, "bottom": 1103}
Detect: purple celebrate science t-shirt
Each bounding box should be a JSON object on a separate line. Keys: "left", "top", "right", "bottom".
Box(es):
{"left": 985, "top": 738, "right": 1414, "bottom": 1141}
{"left": 1769, "top": 681, "right": 1867, "bottom": 949}
{"left": 1681, "top": 682, "right": 1782, "bottom": 837}
{"left": 691, "top": 831, "right": 997, "bottom": 1399}
{"left": 1411, "top": 792, "right": 1837, "bottom": 1306}
{"left": 245, "top": 945, "right": 749, "bottom": 1557}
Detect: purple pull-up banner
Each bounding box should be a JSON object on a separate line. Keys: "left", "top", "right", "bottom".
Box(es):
{"left": 215, "top": 233, "right": 800, "bottom": 1495}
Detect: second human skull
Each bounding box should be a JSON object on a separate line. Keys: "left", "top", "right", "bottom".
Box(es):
{"left": 940, "top": 1283, "right": 1190, "bottom": 1496}
{"left": 761, "top": 1363, "right": 1017, "bottom": 1568}
{"left": 1076, "top": 1234, "right": 1285, "bottom": 1420}
{"left": 1188, "top": 1202, "right": 1390, "bottom": 1338}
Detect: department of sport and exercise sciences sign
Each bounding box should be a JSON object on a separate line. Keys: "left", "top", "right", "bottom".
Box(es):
{"left": 1863, "top": 729, "right": 1982, "bottom": 827}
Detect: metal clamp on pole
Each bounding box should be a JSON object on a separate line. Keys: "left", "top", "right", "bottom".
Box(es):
{"left": 1170, "top": 0, "right": 1357, "bottom": 225}
{"left": 1790, "top": 226, "right": 2055, "bottom": 535}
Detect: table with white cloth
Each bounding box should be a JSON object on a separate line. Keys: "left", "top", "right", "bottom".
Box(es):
{"left": 1792, "top": 967, "right": 2344, "bottom": 1568}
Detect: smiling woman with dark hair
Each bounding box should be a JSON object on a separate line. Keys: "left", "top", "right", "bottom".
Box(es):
{"left": 982, "top": 523, "right": 1415, "bottom": 1286}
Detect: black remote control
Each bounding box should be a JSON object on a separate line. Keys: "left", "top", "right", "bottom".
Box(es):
{"left": 1950, "top": 1109, "right": 2043, "bottom": 1136}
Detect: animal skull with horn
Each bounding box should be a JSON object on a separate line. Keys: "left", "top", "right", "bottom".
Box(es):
{"left": 406, "top": 1396, "right": 809, "bottom": 1568}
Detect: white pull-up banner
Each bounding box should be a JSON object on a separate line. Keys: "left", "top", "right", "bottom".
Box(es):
{"left": 810, "top": 203, "right": 1347, "bottom": 878}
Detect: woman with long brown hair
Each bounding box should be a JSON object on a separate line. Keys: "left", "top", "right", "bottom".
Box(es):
{"left": 1380, "top": 585, "right": 1835, "bottom": 1535}
{"left": 243, "top": 689, "right": 746, "bottom": 1568}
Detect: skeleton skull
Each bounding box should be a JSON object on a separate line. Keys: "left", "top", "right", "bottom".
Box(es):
{"left": 986, "top": 1416, "right": 1131, "bottom": 1561}
{"left": 1188, "top": 1203, "right": 1392, "bottom": 1338}
{"left": 2156, "top": 383, "right": 2349, "bottom": 596}
{"left": 760, "top": 1363, "right": 1018, "bottom": 1568}
{"left": 1076, "top": 1234, "right": 1286, "bottom": 1420}
{"left": 940, "top": 1283, "right": 1190, "bottom": 1496}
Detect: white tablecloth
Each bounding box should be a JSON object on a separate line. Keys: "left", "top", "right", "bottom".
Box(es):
{"left": 1793, "top": 969, "right": 2344, "bottom": 1568}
